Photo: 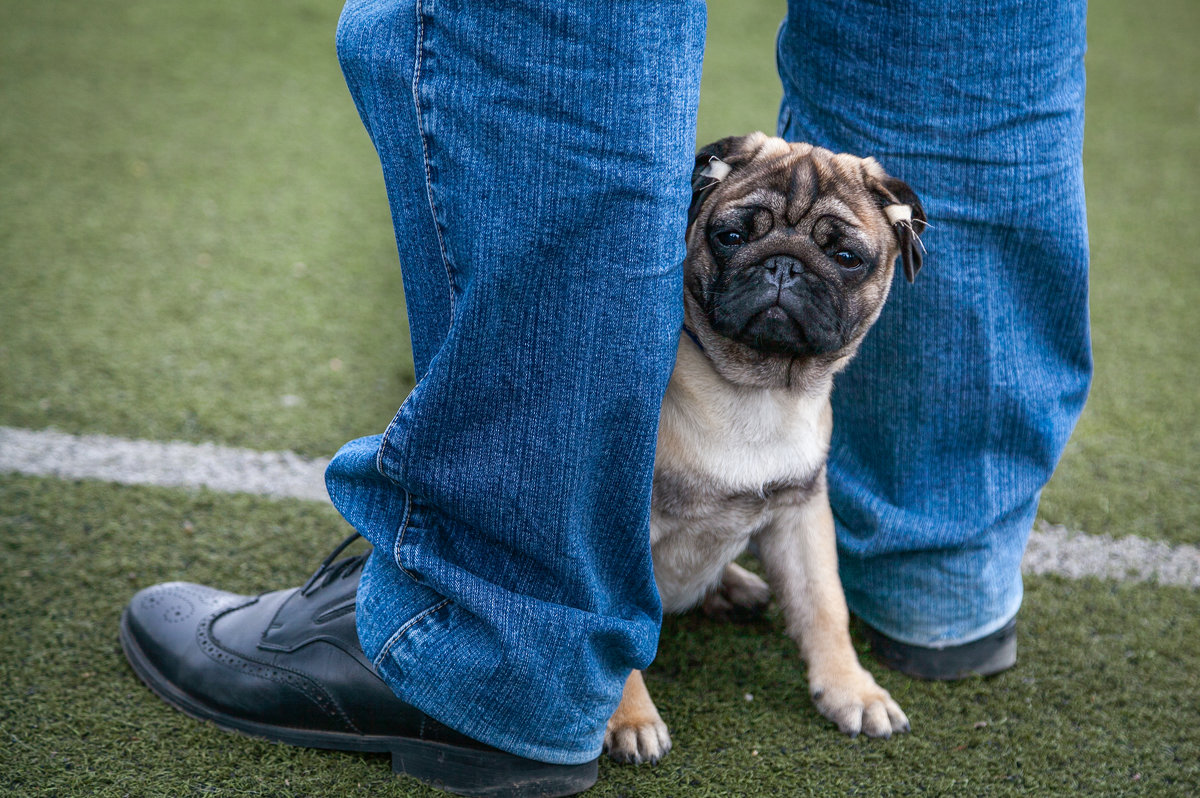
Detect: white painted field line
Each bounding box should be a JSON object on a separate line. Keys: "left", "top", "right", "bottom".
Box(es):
{"left": 1024, "top": 520, "right": 1200, "bottom": 588}
{"left": 0, "top": 425, "right": 329, "bottom": 502}
{"left": 2, "top": 425, "right": 1198, "bottom": 588}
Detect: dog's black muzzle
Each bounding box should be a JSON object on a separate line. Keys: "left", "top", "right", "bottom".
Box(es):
{"left": 710, "top": 256, "right": 850, "bottom": 357}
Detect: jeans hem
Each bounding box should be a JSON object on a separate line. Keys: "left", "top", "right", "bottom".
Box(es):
{"left": 852, "top": 589, "right": 1023, "bottom": 650}
{"left": 373, "top": 598, "right": 610, "bottom": 766}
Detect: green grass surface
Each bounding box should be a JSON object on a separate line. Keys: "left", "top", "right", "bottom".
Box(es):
{"left": 0, "top": 0, "right": 410, "bottom": 458}
{"left": 2, "top": 474, "right": 1198, "bottom": 796}
{"left": 2, "top": 1, "right": 1199, "bottom": 796}
{"left": 2, "top": 0, "right": 1197, "bottom": 543}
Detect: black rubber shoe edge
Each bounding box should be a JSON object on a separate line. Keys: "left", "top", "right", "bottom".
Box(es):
{"left": 860, "top": 617, "right": 1018, "bottom": 681}
{"left": 119, "top": 608, "right": 598, "bottom": 798}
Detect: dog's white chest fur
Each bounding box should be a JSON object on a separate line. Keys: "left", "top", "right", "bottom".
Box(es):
{"left": 650, "top": 340, "right": 830, "bottom": 613}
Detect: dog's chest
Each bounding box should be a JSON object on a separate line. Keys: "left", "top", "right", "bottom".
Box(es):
{"left": 654, "top": 367, "right": 828, "bottom": 500}
{"left": 651, "top": 390, "right": 826, "bottom": 541}
{"left": 648, "top": 366, "right": 829, "bottom": 610}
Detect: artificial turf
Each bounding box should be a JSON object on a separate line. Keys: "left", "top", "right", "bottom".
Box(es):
{"left": 1, "top": 474, "right": 1198, "bottom": 796}
{"left": 0, "top": 0, "right": 410, "bottom": 459}
{"left": 2, "top": 0, "right": 1199, "bottom": 796}
{"left": 1, "top": 0, "right": 1197, "bottom": 545}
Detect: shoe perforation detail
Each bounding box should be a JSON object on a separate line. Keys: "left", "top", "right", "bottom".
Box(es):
{"left": 138, "top": 584, "right": 224, "bottom": 624}
{"left": 195, "top": 601, "right": 362, "bottom": 735}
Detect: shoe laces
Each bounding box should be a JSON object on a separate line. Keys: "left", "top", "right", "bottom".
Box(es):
{"left": 300, "top": 532, "right": 369, "bottom": 597}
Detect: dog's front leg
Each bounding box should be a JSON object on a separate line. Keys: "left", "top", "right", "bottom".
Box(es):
{"left": 603, "top": 669, "right": 672, "bottom": 764}
{"left": 756, "top": 478, "right": 910, "bottom": 738}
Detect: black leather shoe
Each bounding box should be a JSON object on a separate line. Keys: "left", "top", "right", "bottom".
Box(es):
{"left": 860, "top": 618, "right": 1018, "bottom": 681}
{"left": 119, "top": 534, "right": 598, "bottom": 797}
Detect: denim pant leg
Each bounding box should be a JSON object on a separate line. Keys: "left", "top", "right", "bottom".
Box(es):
{"left": 777, "top": 0, "right": 1091, "bottom": 646}
{"left": 326, "top": 0, "right": 706, "bottom": 764}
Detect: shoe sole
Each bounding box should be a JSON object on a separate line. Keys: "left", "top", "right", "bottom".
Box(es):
{"left": 119, "top": 608, "right": 598, "bottom": 797}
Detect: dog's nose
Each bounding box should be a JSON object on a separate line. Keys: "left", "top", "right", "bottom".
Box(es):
{"left": 762, "top": 255, "right": 804, "bottom": 288}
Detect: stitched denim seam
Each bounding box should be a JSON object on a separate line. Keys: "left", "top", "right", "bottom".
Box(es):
{"left": 412, "top": 0, "right": 457, "bottom": 317}
{"left": 391, "top": 489, "right": 420, "bottom": 583}
{"left": 375, "top": 399, "right": 408, "bottom": 485}
{"left": 373, "top": 598, "right": 452, "bottom": 670}
{"left": 372, "top": 0, "right": 454, "bottom": 489}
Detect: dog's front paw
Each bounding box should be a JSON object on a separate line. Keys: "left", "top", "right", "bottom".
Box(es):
{"left": 702, "top": 562, "right": 771, "bottom": 621}
{"left": 603, "top": 714, "right": 672, "bottom": 765}
{"left": 809, "top": 666, "right": 909, "bottom": 739}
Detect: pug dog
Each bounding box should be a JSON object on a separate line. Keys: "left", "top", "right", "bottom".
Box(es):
{"left": 604, "top": 133, "right": 928, "bottom": 764}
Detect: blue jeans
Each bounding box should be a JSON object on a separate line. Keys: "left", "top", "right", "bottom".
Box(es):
{"left": 326, "top": 0, "right": 1089, "bottom": 765}
{"left": 777, "top": 0, "right": 1091, "bottom": 647}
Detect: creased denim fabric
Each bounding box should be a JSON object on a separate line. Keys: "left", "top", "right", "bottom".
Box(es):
{"left": 778, "top": 0, "right": 1092, "bottom": 646}
{"left": 329, "top": 0, "right": 706, "bottom": 764}
{"left": 326, "top": 0, "right": 1090, "bottom": 765}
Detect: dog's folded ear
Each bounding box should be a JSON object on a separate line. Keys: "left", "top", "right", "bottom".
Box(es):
{"left": 863, "top": 163, "right": 928, "bottom": 283}
{"left": 689, "top": 135, "right": 759, "bottom": 227}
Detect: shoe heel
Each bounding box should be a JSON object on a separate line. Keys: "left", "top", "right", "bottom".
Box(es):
{"left": 391, "top": 740, "right": 598, "bottom": 798}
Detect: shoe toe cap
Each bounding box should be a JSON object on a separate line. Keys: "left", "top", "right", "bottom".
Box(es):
{"left": 121, "top": 582, "right": 248, "bottom": 684}
{"left": 130, "top": 581, "right": 241, "bottom": 624}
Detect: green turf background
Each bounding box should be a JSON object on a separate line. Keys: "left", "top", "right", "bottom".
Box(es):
{"left": 2, "top": 0, "right": 1198, "bottom": 543}
{"left": 2, "top": 0, "right": 1199, "bottom": 795}
{"left": 2, "top": 0, "right": 1197, "bottom": 544}
{"left": 2, "top": 474, "right": 1198, "bottom": 796}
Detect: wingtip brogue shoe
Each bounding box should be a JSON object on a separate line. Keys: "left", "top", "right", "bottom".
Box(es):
{"left": 119, "top": 536, "right": 598, "bottom": 797}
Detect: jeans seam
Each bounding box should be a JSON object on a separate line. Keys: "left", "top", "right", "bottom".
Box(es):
{"left": 412, "top": 0, "right": 457, "bottom": 318}
{"left": 391, "top": 488, "right": 421, "bottom": 583}
{"left": 372, "top": 598, "right": 452, "bottom": 670}
{"left": 775, "top": 16, "right": 790, "bottom": 138}
{"left": 373, "top": 0, "right": 453, "bottom": 487}
{"left": 375, "top": 406, "right": 407, "bottom": 485}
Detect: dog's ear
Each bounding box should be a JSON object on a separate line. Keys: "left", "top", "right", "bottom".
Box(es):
{"left": 689, "top": 135, "right": 759, "bottom": 227}
{"left": 863, "top": 161, "right": 928, "bottom": 283}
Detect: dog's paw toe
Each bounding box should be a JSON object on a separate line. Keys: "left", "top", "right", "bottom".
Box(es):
{"left": 860, "top": 699, "right": 897, "bottom": 738}
{"left": 604, "top": 718, "right": 672, "bottom": 765}
{"left": 811, "top": 672, "right": 909, "bottom": 739}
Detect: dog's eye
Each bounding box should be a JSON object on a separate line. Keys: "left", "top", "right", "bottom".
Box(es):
{"left": 713, "top": 230, "right": 745, "bottom": 248}
{"left": 832, "top": 250, "right": 863, "bottom": 270}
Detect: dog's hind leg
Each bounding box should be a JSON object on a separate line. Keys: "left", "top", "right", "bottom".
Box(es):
{"left": 702, "top": 561, "right": 771, "bottom": 621}
{"left": 603, "top": 669, "right": 671, "bottom": 764}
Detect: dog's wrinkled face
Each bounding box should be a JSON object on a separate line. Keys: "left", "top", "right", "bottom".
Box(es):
{"left": 685, "top": 133, "right": 927, "bottom": 391}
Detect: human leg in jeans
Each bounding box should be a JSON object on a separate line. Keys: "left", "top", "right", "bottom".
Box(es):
{"left": 329, "top": 0, "right": 705, "bottom": 760}
{"left": 776, "top": 0, "right": 1091, "bottom": 674}
{"left": 119, "top": 0, "right": 707, "bottom": 793}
